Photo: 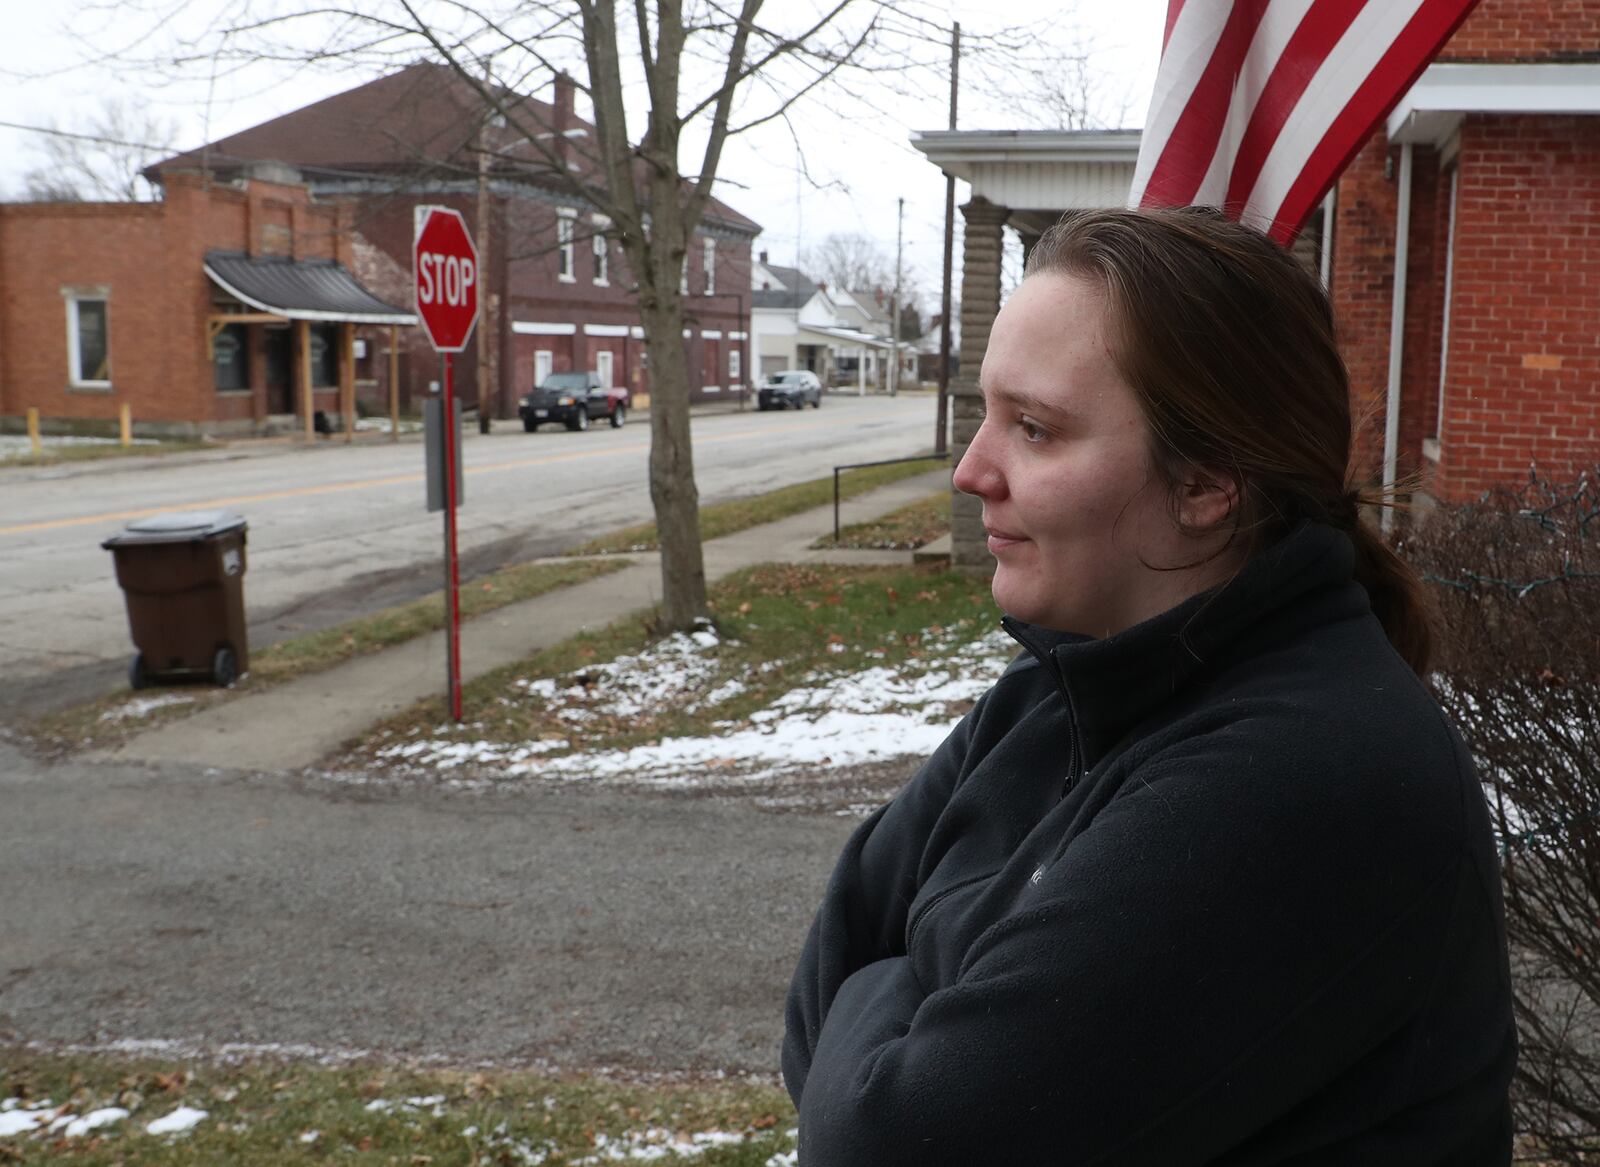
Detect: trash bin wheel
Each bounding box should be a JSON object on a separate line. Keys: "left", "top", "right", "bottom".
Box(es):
{"left": 212, "top": 646, "right": 239, "bottom": 688}
{"left": 129, "top": 653, "right": 152, "bottom": 691}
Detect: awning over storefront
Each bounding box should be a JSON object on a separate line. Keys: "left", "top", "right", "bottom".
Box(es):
{"left": 204, "top": 250, "right": 415, "bottom": 324}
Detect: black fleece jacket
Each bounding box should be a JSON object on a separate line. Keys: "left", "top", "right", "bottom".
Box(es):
{"left": 782, "top": 522, "right": 1516, "bottom": 1165}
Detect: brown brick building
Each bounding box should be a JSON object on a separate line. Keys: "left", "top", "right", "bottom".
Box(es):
{"left": 0, "top": 169, "right": 412, "bottom": 439}
{"left": 153, "top": 64, "right": 762, "bottom": 423}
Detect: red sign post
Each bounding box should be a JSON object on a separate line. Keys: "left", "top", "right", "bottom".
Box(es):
{"left": 414, "top": 206, "right": 479, "bottom": 722}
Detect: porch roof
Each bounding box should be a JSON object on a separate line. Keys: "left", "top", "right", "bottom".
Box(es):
{"left": 204, "top": 251, "right": 416, "bottom": 325}
{"left": 797, "top": 324, "right": 898, "bottom": 351}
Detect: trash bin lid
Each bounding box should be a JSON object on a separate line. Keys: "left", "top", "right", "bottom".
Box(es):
{"left": 103, "top": 509, "right": 247, "bottom": 546}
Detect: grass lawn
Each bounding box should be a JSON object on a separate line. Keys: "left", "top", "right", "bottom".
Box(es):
{"left": 350, "top": 562, "right": 1006, "bottom": 781}
{"left": 811, "top": 490, "right": 949, "bottom": 551}
{"left": 31, "top": 558, "right": 626, "bottom": 753}
{"left": 575, "top": 455, "right": 947, "bottom": 555}
{"left": 0, "top": 1048, "right": 796, "bottom": 1165}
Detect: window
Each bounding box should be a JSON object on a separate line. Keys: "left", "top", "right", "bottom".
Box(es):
{"left": 557, "top": 211, "right": 576, "bottom": 282}
{"left": 535, "top": 350, "right": 554, "bottom": 387}
{"left": 679, "top": 256, "right": 689, "bottom": 296}
{"left": 308, "top": 324, "right": 339, "bottom": 388}
{"left": 593, "top": 231, "right": 609, "bottom": 286}
{"left": 729, "top": 347, "right": 741, "bottom": 385}
{"left": 703, "top": 237, "right": 716, "bottom": 295}
{"left": 213, "top": 324, "right": 248, "bottom": 392}
{"left": 66, "top": 294, "right": 110, "bottom": 387}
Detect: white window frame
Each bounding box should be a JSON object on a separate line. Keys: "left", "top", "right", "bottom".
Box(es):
{"left": 557, "top": 210, "right": 576, "bottom": 283}
{"left": 679, "top": 256, "right": 689, "bottom": 296}
{"left": 534, "top": 350, "right": 554, "bottom": 387}
{"left": 592, "top": 227, "right": 609, "bottom": 286}
{"left": 63, "top": 289, "right": 112, "bottom": 389}
{"left": 729, "top": 347, "right": 741, "bottom": 386}
{"left": 596, "top": 349, "right": 614, "bottom": 389}
{"left": 702, "top": 237, "right": 716, "bottom": 295}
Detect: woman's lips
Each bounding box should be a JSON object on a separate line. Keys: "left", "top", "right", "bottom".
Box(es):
{"left": 985, "top": 527, "right": 1027, "bottom": 552}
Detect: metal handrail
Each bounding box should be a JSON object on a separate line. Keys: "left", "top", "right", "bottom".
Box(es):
{"left": 833, "top": 451, "right": 951, "bottom": 542}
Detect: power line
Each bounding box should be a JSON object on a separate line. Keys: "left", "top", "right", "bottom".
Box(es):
{"left": 0, "top": 118, "right": 173, "bottom": 153}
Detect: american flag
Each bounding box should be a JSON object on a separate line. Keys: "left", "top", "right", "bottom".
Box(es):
{"left": 1129, "top": 0, "right": 1481, "bottom": 243}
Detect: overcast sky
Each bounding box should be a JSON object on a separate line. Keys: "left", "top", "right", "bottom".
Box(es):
{"left": 0, "top": 1, "right": 1166, "bottom": 306}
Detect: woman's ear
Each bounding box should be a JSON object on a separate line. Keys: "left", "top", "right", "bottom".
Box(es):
{"left": 1178, "top": 467, "right": 1240, "bottom": 531}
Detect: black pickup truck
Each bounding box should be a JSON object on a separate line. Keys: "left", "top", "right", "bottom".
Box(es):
{"left": 519, "top": 371, "right": 629, "bottom": 432}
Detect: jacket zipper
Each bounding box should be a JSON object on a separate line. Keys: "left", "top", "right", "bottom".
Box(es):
{"left": 1001, "top": 617, "right": 1081, "bottom": 799}
{"left": 906, "top": 868, "right": 1002, "bottom": 952}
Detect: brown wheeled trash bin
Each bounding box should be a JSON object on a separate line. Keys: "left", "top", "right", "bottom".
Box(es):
{"left": 102, "top": 510, "right": 249, "bottom": 689}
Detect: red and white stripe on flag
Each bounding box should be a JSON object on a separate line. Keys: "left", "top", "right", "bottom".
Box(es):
{"left": 1128, "top": 0, "right": 1480, "bottom": 243}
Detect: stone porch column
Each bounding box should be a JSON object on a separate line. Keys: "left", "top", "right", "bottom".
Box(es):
{"left": 950, "top": 196, "right": 1009, "bottom": 571}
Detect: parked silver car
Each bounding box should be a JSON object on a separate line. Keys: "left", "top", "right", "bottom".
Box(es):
{"left": 758, "top": 369, "right": 823, "bottom": 410}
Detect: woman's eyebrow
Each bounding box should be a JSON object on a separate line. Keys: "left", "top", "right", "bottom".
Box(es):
{"left": 986, "top": 385, "right": 1075, "bottom": 421}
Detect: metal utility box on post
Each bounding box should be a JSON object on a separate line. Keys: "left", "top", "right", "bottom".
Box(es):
{"left": 103, "top": 511, "right": 250, "bottom": 688}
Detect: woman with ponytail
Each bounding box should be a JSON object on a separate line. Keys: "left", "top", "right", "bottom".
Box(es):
{"left": 784, "top": 208, "right": 1515, "bottom": 1165}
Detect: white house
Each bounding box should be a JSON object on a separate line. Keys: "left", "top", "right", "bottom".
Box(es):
{"left": 749, "top": 252, "right": 909, "bottom": 391}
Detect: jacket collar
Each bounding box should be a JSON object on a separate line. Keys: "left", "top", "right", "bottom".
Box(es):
{"left": 1002, "top": 522, "right": 1370, "bottom": 772}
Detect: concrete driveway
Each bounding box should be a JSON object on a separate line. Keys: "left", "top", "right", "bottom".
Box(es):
{"left": 0, "top": 734, "right": 865, "bottom": 1072}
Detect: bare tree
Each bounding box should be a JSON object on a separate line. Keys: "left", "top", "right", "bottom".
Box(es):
{"left": 22, "top": 98, "right": 177, "bottom": 201}
{"left": 801, "top": 231, "right": 893, "bottom": 293}
{"left": 1403, "top": 474, "right": 1600, "bottom": 1162}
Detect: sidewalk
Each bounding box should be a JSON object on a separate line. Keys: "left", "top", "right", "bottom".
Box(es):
{"left": 90, "top": 467, "right": 954, "bottom": 773}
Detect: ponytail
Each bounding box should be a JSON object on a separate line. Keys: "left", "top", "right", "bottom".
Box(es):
{"left": 1347, "top": 513, "right": 1436, "bottom": 677}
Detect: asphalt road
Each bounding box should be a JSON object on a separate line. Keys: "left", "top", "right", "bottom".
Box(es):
{"left": 0, "top": 734, "right": 871, "bottom": 1073}
{"left": 0, "top": 393, "right": 937, "bottom": 717}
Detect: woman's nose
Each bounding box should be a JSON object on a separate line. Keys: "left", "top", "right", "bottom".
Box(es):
{"left": 952, "top": 424, "right": 1001, "bottom": 499}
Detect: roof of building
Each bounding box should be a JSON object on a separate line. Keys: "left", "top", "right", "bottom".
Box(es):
{"left": 752, "top": 262, "right": 819, "bottom": 309}
{"left": 205, "top": 251, "right": 416, "bottom": 324}
{"left": 153, "top": 63, "right": 760, "bottom": 235}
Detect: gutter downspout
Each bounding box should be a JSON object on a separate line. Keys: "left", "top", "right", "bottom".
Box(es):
{"left": 1382, "top": 143, "right": 1414, "bottom": 534}
{"left": 1319, "top": 189, "right": 1335, "bottom": 289}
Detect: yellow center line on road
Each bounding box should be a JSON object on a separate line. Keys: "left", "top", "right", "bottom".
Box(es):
{"left": 0, "top": 410, "right": 888, "bottom": 538}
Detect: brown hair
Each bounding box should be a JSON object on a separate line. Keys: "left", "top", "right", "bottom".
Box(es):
{"left": 1025, "top": 206, "right": 1435, "bottom": 675}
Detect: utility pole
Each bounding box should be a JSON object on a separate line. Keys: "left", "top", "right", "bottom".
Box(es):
{"left": 936, "top": 22, "right": 960, "bottom": 454}
{"left": 891, "top": 196, "right": 904, "bottom": 397}
{"left": 475, "top": 59, "right": 494, "bottom": 434}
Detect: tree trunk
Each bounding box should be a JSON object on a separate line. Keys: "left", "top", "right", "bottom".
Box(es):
{"left": 640, "top": 297, "right": 707, "bottom": 630}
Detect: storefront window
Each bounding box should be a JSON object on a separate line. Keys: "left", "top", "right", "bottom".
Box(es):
{"left": 309, "top": 324, "right": 339, "bottom": 387}
{"left": 213, "top": 324, "right": 248, "bottom": 391}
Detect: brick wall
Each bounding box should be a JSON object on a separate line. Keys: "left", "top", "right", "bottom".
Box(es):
{"left": 1330, "top": 136, "right": 1397, "bottom": 483}
{"left": 0, "top": 174, "right": 353, "bottom": 435}
{"left": 1435, "top": 114, "right": 1600, "bottom": 498}
{"left": 1440, "top": 0, "right": 1600, "bottom": 62}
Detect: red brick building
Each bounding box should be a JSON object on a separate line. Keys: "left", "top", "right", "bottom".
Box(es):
{"left": 1332, "top": 0, "right": 1600, "bottom": 501}
{"left": 154, "top": 64, "right": 761, "bottom": 422}
{"left": 0, "top": 169, "right": 413, "bottom": 439}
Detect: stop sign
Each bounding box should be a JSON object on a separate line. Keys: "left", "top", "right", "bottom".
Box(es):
{"left": 413, "top": 206, "right": 479, "bottom": 353}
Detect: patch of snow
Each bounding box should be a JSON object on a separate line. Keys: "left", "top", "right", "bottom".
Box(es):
{"left": 99, "top": 694, "right": 196, "bottom": 722}
{"left": 62, "top": 1108, "right": 129, "bottom": 1138}
{"left": 0, "top": 1103, "right": 54, "bottom": 1137}
{"left": 382, "top": 627, "right": 1013, "bottom": 786}
{"left": 0, "top": 435, "right": 158, "bottom": 456}
{"left": 146, "top": 1105, "right": 208, "bottom": 1135}
{"left": 766, "top": 1153, "right": 799, "bottom": 1167}
{"left": 366, "top": 1095, "right": 447, "bottom": 1117}
{"left": 573, "top": 1126, "right": 758, "bottom": 1163}
{"left": 299, "top": 1129, "right": 320, "bottom": 1143}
